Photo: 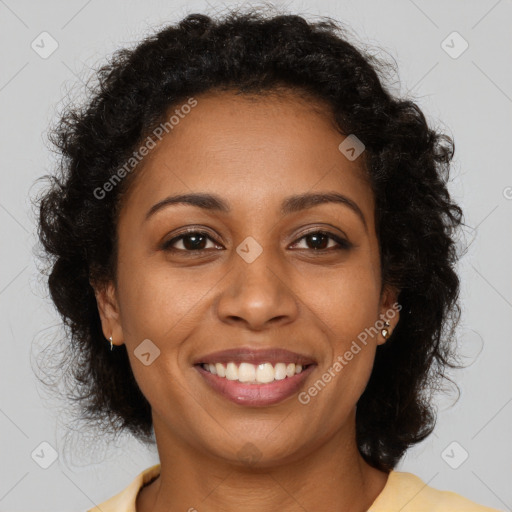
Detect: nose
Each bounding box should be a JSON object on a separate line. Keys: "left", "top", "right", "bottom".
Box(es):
{"left": 215, "top": 251, "right": 299, "bottom": 331}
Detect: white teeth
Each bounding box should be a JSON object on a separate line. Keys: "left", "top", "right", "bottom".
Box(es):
{"left": 226, "top": 362, "right": 238, "bottom": 380}
{"left": 256, "top": 363, "right": 275, "bottom": 383}
{"left": 215, "top": 362, "right": 226, "bottom": 377}
{"left": 274, "top": 362, "right": 287, "bottom": 380}
{"left": 200, "top": 361, "right": 308, "bottom": 383}
{"left": 238, "top": 362, "right": 256, "bottom": 382}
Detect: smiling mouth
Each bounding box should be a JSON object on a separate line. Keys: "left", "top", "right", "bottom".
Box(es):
{"left": 194, "top": 360, "right": 316, "bottom": 406}
{"left": 193, "top": 347, "right": 317, "bottom": 406}
{"left": 196, "top": 361, "right": 313, "bottom": 384}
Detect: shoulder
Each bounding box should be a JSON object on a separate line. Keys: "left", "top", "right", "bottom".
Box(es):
{"left": 86, "top": 463, "right": 161, "bottom": 512}
{"left": 368, "top": 471, "right": 502, "bottom": 512}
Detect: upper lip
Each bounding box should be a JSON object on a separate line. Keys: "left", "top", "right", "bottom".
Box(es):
{"left": 194, "top": 347, "right": 317, "bottom": 366}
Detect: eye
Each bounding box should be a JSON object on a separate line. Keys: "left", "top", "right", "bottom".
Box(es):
{"left": 162, "top": 230, "right": 220, "bottom": 252}
{"left": 290, "top": 230, "right": 352, "bottom": 252}
{"left": 161, "top": 228, "right": 352, "bottom": 254}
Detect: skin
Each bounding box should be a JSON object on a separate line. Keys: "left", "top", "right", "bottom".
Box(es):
{"left": 93, "top": 89, "right": 400, "bottom": 512}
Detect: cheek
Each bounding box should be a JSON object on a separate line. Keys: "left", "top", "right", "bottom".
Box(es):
{"left": 299, "top": 260, "right": 381, "bottom": 348}
{"left": 296, "top": 255, "right": 381, "bottom": 404}
{"left": 117, "top": 255, "right": 215, "bottom": 344}
{"left": 115, "top": 257, "right": 210, "bottom": 415}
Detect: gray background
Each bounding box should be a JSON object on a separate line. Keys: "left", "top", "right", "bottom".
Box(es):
{"left": 1, "top": 0, "right": 511, "bottom": 510}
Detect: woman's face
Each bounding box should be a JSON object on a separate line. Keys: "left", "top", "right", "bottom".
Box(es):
{"left": 96, "top": 90, "right": 399, "bottom": 466}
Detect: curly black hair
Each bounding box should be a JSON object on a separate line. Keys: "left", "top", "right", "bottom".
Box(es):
{"left": 33, "top": 6, "right": 465, "bottom": 472}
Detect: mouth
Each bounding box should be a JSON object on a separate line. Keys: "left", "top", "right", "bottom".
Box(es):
{"left": 193, "top": 347, "right": 317, "bottom": 406}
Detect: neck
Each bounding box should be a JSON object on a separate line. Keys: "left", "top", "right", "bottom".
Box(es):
{"left": 136, "top": 412, "right": 389, "bottom": 512}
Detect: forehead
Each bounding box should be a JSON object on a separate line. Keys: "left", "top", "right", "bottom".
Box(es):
{"left": 118, "top": 89, "right": 374, "bottom": 223}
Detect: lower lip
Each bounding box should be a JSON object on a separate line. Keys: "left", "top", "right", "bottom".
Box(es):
{"left": 195, "top": 364, "right": 316, "bottom": 406}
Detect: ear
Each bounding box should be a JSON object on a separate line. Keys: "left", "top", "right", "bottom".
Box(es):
{"left": 377, "top": 284, "right": 401, "bottom": 345}
{"left": 90, "top": 279, "right": 125, "bottom": 348}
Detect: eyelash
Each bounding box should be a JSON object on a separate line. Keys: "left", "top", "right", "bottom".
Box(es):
{"left": 161, "top": 228, "right": 352, "bottom": 254}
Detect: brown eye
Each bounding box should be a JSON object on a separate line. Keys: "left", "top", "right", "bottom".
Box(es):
{"left": 161, "top": 229, "right": 352, "bottom": 254}
{"left": 162, "top": 231, "right": 220, "bottom": 252}
{"left": 291, "top": 231, "right": 352, "bottom": 252}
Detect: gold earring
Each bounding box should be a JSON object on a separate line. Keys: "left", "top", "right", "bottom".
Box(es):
{"left": 381, "top": 321, "right": 391, "bottom": 339}
{"left": 109, "top": 336, "right": 113, "bottom": 351}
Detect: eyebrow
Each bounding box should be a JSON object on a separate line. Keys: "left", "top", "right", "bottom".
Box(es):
{"left": 145, "top": 191, "right": 367, "bottom": 231}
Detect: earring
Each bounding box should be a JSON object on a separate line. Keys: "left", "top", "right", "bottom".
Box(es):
{"left": 381, "top": 321, "right": 391, "bottom": 340}
{"left": 109, "top": 336, "right": 113, "bottom": 351}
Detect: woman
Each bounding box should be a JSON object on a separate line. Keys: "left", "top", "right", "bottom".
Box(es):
{"left": 35, "top": 7, "right": 500, "bottom": 512}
